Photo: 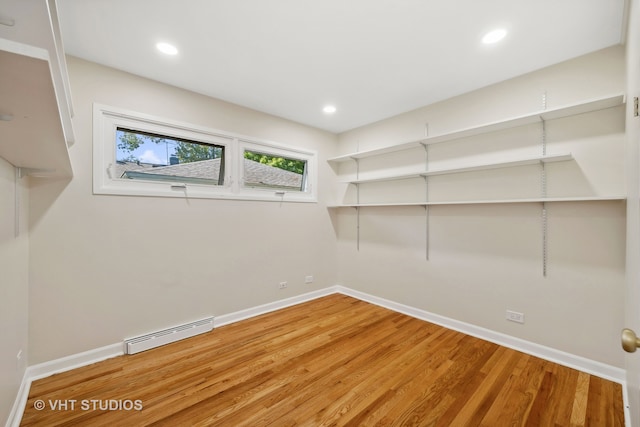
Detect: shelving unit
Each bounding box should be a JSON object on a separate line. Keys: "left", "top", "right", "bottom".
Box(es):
{"left": 341, "top": 153, "right": 573, "bottom": 185}
{"left": 328, "top": 93, "right": 624, "bottom": 164}
{"left": 329, "top": 92, "right": 627, "bottom": 274}
{"left": 328, "top": 196, "right": 626, "bottom": 209}
{"left": 0, "top": 0, "right": 74, "bottom": 178}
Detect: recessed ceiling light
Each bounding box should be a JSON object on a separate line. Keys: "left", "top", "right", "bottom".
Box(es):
{"left": 482, "top": 28, "right": 507, "bottom": 44}
{"left": 156, "top": 42, "right": 178, "bottom": 55}
{"left": 323, "top": 105, "right": 337, "bottom": 114}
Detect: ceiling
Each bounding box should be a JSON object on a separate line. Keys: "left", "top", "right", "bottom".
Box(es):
{"left": 56, "top": 0, "right": 626, "bottom": 134}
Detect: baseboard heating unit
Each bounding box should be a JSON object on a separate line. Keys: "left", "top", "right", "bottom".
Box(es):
{"left": 124, "top": 317, "right": 214, "bottom": 355}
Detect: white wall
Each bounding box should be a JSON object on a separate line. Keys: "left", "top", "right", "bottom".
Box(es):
{"left": 0, "top": 158, "right": 29, "bottom": 423}
{"left": 334, "top": 46, "right": 627, "bottom": 367}
{"left": 26, "top": 57, "right": 339, "bottom": 364}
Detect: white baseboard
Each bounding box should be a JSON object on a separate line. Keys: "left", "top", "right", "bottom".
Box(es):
{"left": 5, "top": 343, "right": 123, "bottom": 427}
{"left": 26, "top": 343, "right": 124, "bottom": 383}
{"left": 7, "top": 284, "right": 627, "bottom": 427}
{"left": 335, "top": 285, "right": 626, "bottom": 384}
{"left": 213, "top": 286, "right": 338, "bottom": 328}
{"left": 5, "top": 370, "right": 30, "bottom": 427}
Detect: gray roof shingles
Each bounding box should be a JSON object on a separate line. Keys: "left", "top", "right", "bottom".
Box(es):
{"left": 115, "top": 158, "right": 303, "bottom": 190}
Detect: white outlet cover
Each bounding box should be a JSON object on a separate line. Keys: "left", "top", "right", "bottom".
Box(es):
{"left": 506, "top": 310, "right": 525, "bottom": 324}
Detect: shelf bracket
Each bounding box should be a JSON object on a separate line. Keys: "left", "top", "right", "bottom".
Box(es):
{"left": 356, "top": 206, "right": 360, "bottom": 252}
{"left": 351, "top": 157, "right": 360, "bottom": 182}
{"left": 421, "top": 143, "right": 429, "bottom": 166}
{"left": 421, "top": 142, "right": 430, "bottom": 197}
{"left": 421, "top": 175, "right": 431, "bottom": 261}
{"left": 354, "top": 157, "right": 360, "bottom": 251}
{"left": 542, "top": 202, "right": 548, "bottom": 277}
{"left": 14, "top": 167, "right": 20, "bottom": 238}
{"left": 539, "top": 99, "right": 548, "bottom": 276}
{"left": 355, "top": 181, "right": 360, "bottom": 252}
{"left": 421, "top": 143, "right": 430, "bottom": 261}
{"left": 423, "top": 204, "right": 430, "bottom": 261}
{"left": 540, "top": 117, "right": 547, "bottom": 198}
{"left": 541, "top": 162, "right": 547, "bottom": 198}
{"left": 541, "top": 118, "right": 547, "bottom": 158}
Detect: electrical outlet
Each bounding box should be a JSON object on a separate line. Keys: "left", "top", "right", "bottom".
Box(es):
{"left": 279, "top": 282, "right": 288, "bottom": 289}
{"left": 305, "top": 275, "right": 314, "bottom": 284}
{"left": 506, "top": 310, "right": 525, "bottom": 324}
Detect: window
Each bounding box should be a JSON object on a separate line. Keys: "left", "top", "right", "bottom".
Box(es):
{"left": 93, "top": 104, "right": 317, "bottom": 202}
{"left": 243, "top": 150, "right": 307, "bottom": 192}
{"left": 238, "top": 139, "right": 316, "bottom": 201}
{"left": 115, "top": 128, "right": 225, "bottom": 186}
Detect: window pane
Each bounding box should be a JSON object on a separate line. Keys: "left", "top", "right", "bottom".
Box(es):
{"left": 243, "top": 150, "right": 307, "bottom": 191}
{"left": 115, "top": 128, "right": 225, "bottom": 185}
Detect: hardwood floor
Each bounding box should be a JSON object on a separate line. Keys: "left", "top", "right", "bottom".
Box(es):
{"left": 21, "top": 294, "right": 624, "bottom": 426}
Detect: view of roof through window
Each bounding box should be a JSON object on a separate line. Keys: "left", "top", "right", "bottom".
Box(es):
{"left": 242, "top": 150, "right": 306, "bottom": 191}
{"left": 115, "top": 128, "right": 307, "bottom": 191}
{"left": 115, "top": 128, "right": 225, "bottom": 185}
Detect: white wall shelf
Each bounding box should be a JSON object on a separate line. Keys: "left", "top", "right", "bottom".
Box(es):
{"left": 0, "top": 0, "right": 74, "bottom": 178}
{"left": 341, "top": 153, "right": 573, "bottom": 185}
{"left": 330, "top": 92, "right": 626, "bottom": 274}
{"left": 328, "top": 93, "right": 624, "bottom": 164}
{"left": 328, "top": 196, "right": 626, "bottom": 209}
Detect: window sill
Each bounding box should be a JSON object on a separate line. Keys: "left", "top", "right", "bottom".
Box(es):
{"left": 94, "top": 179, "right": 317, "bottom": 203}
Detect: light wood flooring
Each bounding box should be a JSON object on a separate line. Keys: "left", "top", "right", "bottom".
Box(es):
{"left": 21, "top": 294, "right": 624, "bottom": 426}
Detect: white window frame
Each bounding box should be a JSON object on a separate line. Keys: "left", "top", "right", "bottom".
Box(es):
{"left": 93, "top": 104, "right": 317, "bottom": 202}
{"left": 237, "top": 138, "right": 317, "bottom": 202}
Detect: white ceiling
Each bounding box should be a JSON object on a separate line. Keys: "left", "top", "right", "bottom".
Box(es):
{"left": 56, "top": 0, "right": 626, "bottom": 134}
